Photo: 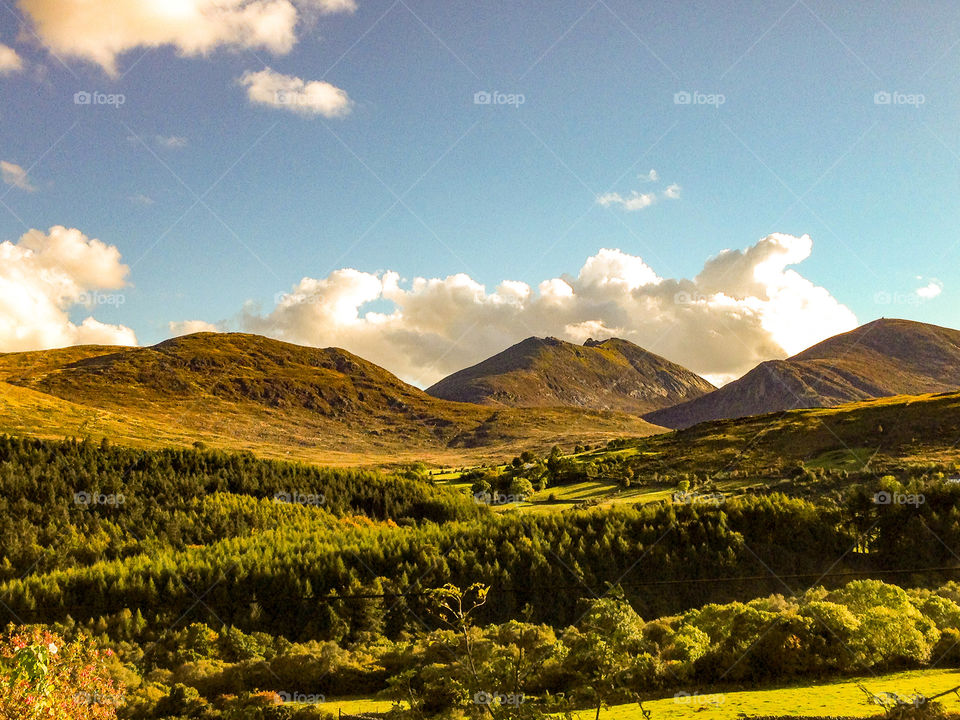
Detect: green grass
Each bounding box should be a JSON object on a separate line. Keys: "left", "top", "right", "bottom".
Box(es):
{"left": 581, "top": 668, "right": 960, "bottom": 719}
{"left": 289, "top": 669, "right": 960, "bottom": 719}
{"left": 289, "top": 696, "right": 397, "bottom": 715}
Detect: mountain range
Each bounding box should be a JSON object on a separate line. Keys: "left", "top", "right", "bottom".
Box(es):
{"left": 1, "top": 318, "right": 959, "bottom": 464}
{"left": 0, "top": 333, "right": 661, "bottom": 465}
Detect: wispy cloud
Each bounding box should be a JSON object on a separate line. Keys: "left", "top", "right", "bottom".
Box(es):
{"left": 1, "top": 161, "right": 37, "bottom": 192}
{"left": 596, "top": 170, "right": 680, "bottom": 211}
{"left": 597, "top": 190, "right": 657, "bottom": 211}
{"left": 156, "top": 135, "right": 187, "bottom": 149}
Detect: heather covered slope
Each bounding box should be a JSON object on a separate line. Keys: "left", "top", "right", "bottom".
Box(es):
{"left": 645, "top": 319, "right": 960, "bottom": 429}
{"left": 426, "top": 335, "right": 715, "bottom": 414}
{"left": 0, "top": 333, "right": 664, "bottom": 464}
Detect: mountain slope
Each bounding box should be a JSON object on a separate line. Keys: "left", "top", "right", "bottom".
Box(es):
{"left": 426, "top": 336, "right": 715, "bottom": 414}
{"left": 645, "top": 319, "right": 960, "bottom": 429}
{"left": 0, "top": 333, "right": 664, "bottom": 465}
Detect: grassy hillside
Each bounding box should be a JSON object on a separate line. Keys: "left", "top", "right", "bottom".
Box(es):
{"left": 0, "top": 333, "right": 664, "bottom": 466}
{"left": 639, "top": 389, "right": 960, "bottom": 477}
{"left": 426, "top": 335, "right": 715, "bottom": 413}
{"left": 453, "top": 389, "right": 960, "bottom": 512}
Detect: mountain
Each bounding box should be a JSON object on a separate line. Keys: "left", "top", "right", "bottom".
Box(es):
{"left": 645, "top": 319, "right": 960, "bottom": 429}
{"left": 0, "top": 333, "right": 664, "bottom": 465}
{"left": 425, "top": 336, "right": 715, "bottom": 414}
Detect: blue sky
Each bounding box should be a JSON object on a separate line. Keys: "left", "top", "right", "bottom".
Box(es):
{"left": 1, "top": 0, "right": 958, "bottom": 384}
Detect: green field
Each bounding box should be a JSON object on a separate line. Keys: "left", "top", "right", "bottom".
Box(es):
{"left": 584, "top": 669, "right": 960, "bottom": 719}
{"left": 292, "top": 669, "right": 960, "bottom": 719}
{"left": 291, "top": 697, "right": 397, "bottom": 715}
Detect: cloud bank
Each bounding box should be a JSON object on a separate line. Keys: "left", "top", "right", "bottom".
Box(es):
{"left": 223, "top": 233, "right": 857, "bottom": 387}
{"left": 17, "top": 0, "right": 356, "bottom": 74}
{"left": 0, "top": 226, "right": 138, "bottom": 351}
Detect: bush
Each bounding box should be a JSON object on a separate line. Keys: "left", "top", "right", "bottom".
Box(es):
{"left": 0, "top": 627, "right": 123, "bottom": 720}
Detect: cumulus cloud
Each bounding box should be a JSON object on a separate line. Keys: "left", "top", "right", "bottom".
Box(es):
{"left": 915, "top": 279, "right": 942, "bottom": 299}
{"left": 238, "top": 67, "right": 352, "bottom": 117}
{"left": 169, "top": 320, "right": 222, "bottom": 334}
{"left": 0, "top": 44, "right": 22, "bottom": 73}
{"left": 0, "top": 226, "right": 137, "bottom": 351}
{"left": 1, "top": 161, "right": 36, "bottom": 192}
{"left": 229, "top": 233, "right": 857, "bottom": 387}
{"left": 17, "top": 0, "right": 355, "bottom": 75}
{"left": 639, "top": 169, "right": 659, "bottom": 182}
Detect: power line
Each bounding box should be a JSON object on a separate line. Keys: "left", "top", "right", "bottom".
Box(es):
{"left": 5, "top": 564, "right": 960, "bottom": 612}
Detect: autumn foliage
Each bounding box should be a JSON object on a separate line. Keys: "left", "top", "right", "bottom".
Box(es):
{"left": 0, "top": 627, "right": 122, "bottom": 720}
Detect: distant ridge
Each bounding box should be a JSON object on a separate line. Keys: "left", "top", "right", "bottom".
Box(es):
{"left": 644, "top": 319, "right": 960, "bottom": 429}
{"left": 0, "top": 332, "right": 664, "bottom": 464}
{"left": 426, "top": 335, "right": 715, "bottom": 414}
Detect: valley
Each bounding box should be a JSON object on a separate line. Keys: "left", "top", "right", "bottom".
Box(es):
{"left": 2, "top": 319, "right": 960, "bottom": 719}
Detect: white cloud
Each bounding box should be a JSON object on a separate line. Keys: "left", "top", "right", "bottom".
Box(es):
{"left": 238, "top": 67, "right": 352, "bottom": 117}
{"left": 156, "top": 135, "right": 188, "bottom": 149}
{"left": 1, "top": 161, "right": 36, "bottom": 192}
{"left": 598, "top": 176, "right": 681, "bottom": 212}
{"left": 129, "top": 194, "right": 155, "bottom": 205}
{"left": 230, "top": 233, "right": 857, "bottom": 387}
{"left": 17, "top": 0, "right": 355, "bottom": 75}
{"left": 169, "top": 320, "right": 221, "bottom": 334}
{"left": 0, "top": 226, "right": 137, "bottom": 351}
{"left": 0, "top": 44, "right": 22, "bottom": 73}
{"left": 916, "top": 279, "right": 942, "bottom": 299}
{"left": 597, "top": 191, "right": 656, "bottom": 212}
